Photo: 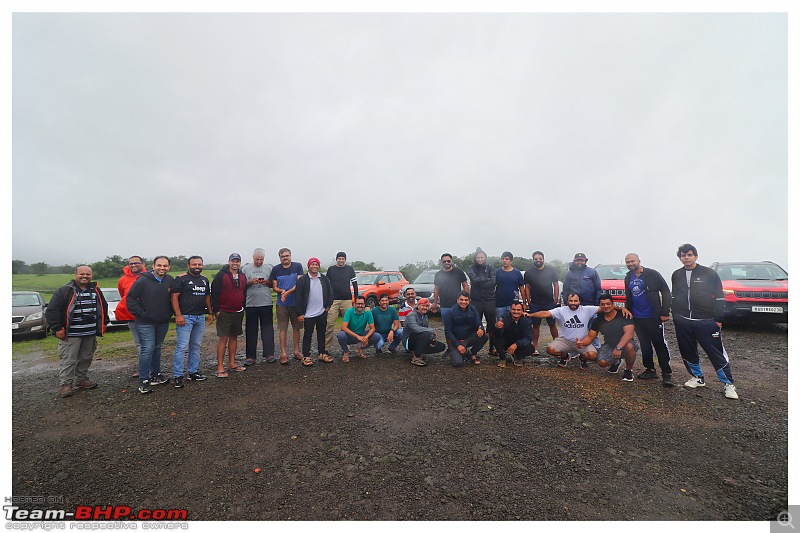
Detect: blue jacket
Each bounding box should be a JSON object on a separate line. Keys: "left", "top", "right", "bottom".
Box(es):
{"left": 444, "top": 303, "right": 483, "bottom": 344}
{"left": 563, "top": 262, "right": 602, "bottom": 305}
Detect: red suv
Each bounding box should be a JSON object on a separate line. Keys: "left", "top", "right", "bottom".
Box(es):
{"left": 710, "top": 261, "right": 788, "bottom": 323}
{"left": 594, "top": 264, "right": 628, "bottom": 307}
{"left": 351, "top": 271, "right": 408, "bottom": 308}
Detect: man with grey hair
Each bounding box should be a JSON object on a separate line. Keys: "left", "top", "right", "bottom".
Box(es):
{"left": 46, "top": 266, "right": 110, "bottom": 398}
{"left": 242, "top": 248, "right": 275, "bottom": 365}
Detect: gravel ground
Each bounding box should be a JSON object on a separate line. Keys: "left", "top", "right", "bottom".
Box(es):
{"left": 10, "top": 318, "right": 788, "bottom": 521}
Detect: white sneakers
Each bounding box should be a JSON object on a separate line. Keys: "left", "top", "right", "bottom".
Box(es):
{"left": 684, "top": 376, "right": 706, "bottom": 388}
{"left": 724, "top": 383, "right": 739, "bottom": 399}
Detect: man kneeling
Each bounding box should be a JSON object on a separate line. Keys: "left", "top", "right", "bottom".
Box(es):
{"left": 444, "top": 291, "right": 487, "bottom": 367}
{"left": 576, "top": 294, "right": 638, "bottom": 382}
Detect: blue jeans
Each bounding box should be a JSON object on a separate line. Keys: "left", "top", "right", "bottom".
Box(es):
{"left": 137, "top": 321, "right": 169, "bottom": 383}
{"left": 337, "top": 330, "right": 380, "bottom": 353}
{"left": 127, "top": 321, "right": 141, "bottom": 351}
{"left": 173, "top": 315, "right": 205, "bottom": 377}
{"left": 376, "top": 329, "right": 403, "bottom": 351}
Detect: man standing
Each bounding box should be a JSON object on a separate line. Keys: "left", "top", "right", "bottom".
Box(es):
{"left": 295, "top": 257, "right": 333, "bottom": 365}
{"left": 576, "top": 294, "right": 639, "bottom": 382}
{"left": 211, "top": 253, "right": 248, "bottom": 377}
{"left": 523, "top": 251, "right": 560, "bottom": 355}
{"left": 116, "top": 255, "right": 146, "bottom": 377}
{"left": 495, "top": 252, "right": 525, "bottom": 319}
{"left": 467, "top": 247, "right": 497, "bottom": 355}
{"left": 443, "top": 291, "right": 487, "bottom": 367}
{"left": 337, "top": 296, "right": 380, "bottom": 362}
{"left": 431, "top": 253, "right": 469, "bottom": 322}
{"left": 325, "top": 251, "right": 357, "bottom": 354}
{"left": 241, "top": 248, "right": 275, "bottom": 365}
{"left": 170, "top": 256, "right": 213, "bottom": 387}
{"left": 624, "top": 253, "right": 674, "bottom": 386}
{"left": 371, "top": 294, "right": 402, "bottom": 354}
{"left": 46, "top": 266, "right": 109, "bottom": 398}
{"left": 495, "top": 301, "right": 535, "bottom": 368}
{"left": 269, "top": 248, "right": 305, "bottom": 364}
{"left": 671, "top": 244, "right": 738, "bottom": 399}
{"left": 126, "top": 256, "right": 175, "bottom": 393}
{"left": 401, "top": 298, "right": 446, "bottom": 367}
{"left": 562, "top": 253, "right": 602, "bottom": 306}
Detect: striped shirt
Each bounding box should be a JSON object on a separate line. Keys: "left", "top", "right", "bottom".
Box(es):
{"left": 68, "top": 288, "right": 98, "bottom": 337}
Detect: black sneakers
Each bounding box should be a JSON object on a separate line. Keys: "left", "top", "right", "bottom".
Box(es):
{"left": 173, "top": 376, "right": 185, "bottom": 388}
{"left": 662, "top": 373, "right": 674, "bottom": 387}
{"left": 138, "top": 380, "right": 153, "bottom": 394}
{"left": 622, "top": 369, "right": 634, "bottom": 382}
{"left": 638, "top": 368, "right": 659, "bottom": 379}
{"left": 150, "top": 373, "right": 169, "bottom": 386}
{"left": 188, "top": 372, "right": 207, "bottom": 382}
{"left": 607, "top": 361, "right": 621, "bottom": 374}
{"left": 557, "top": 356, "right": 569, "bottom": 367}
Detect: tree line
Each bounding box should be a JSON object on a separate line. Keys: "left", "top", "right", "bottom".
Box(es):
{"left": 12, "top": 253, "right": 570, "bottom": 281}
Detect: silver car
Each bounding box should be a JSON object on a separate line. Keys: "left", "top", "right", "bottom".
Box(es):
{"left": 100, "top": 287, "right": 128, "bottom": 328}
{"left": 12, "top": 291, "right": 48, "bottom": 339}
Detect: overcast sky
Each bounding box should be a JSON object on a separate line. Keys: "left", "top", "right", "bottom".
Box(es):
{"left": 11, "top": 10, "right": 789, "bottom": 280}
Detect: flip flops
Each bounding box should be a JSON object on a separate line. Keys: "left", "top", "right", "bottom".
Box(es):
{"left": 318, "top": 354, "right": 334, "bottom": 363}
{"left": 214, "top": 371, "right": 228, "bottom": 378}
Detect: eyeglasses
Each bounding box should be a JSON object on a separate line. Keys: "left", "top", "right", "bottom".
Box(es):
{"left": 442, "top": 260, "right": 452, "bottom": 264}
{"left": 280, "top": 255, "right": 291, "bottom": 259}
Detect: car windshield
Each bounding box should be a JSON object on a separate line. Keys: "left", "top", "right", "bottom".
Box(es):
{"left": 595, "top": 265, "right": 628, "bottom": 280}
{"left": 101, "top": 289, "right": 122, "bottom": 302}
{"left": 716, "top": 264, "right": 788, "bottom": 281}
{"left": 413, "top": 271, "right": 436, "bottom": 284}
{"left": 12, "top": 294, "right": 41, "bottom": 306}
{"left": 356, "top": 273, "right": 380, "bottom": 285}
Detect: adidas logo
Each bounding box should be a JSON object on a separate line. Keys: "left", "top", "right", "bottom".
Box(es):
{"left": 564, "top": 315, "right": 584, "bottom": 328}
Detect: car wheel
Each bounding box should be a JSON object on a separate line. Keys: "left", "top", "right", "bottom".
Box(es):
{"left": 366, "top": 296, "right": 378, "bottom": 309}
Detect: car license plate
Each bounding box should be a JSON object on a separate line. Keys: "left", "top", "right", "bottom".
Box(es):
{"left": 11, "top": 323, "right": 18, "bottom": 329}
{"left": 752, "top": 306, "right": 783, "bottom": 313}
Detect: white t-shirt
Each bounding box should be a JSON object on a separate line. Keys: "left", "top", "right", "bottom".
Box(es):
{"left": 550, "top": 305, "right": 600, "bottom": 341}
{"left": 305, "top": 275, "right": 325, "bottom": 319}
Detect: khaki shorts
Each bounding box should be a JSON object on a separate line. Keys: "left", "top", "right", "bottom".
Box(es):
{"left": 548, "top": 337, "right": 595, "bottom": 355}
{"left": 216, "top": 310, "right": 244, "bottom": 337}
{"left": 276, "top": 305, "right": 302, "bottom": 331}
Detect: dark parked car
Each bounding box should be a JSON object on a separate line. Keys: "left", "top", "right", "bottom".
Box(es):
{"left": 12, "top": 291, "right": 48, "bottom": 339}
{"left": 710, "top": 261, "right": 788, "bottom": 323}
{"left": 398, "top": 269, "right": 437, "bottom": 302}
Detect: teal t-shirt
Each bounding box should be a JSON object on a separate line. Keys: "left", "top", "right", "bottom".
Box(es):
{"left": 370, "top": 306, "right": 399, "bottom": 334}
{"left": 343, "top": 307, "right": 374, "bottom": 333}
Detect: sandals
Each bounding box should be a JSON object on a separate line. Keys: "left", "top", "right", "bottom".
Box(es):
{"left": 293, "top": 353, "right": 304, "bottom": 361}
{"left": 280, "top": 356, "right": 289, "bottom": 365}
{"left": 318, "top": 354, "right": 334, "bottom": 363}
{"left": 497, "top": 361, "right": 507, "bottom": 368}
{"left": 229, "top": 365, "right": 247, "bottom": 372}
{"left": 342, "top": 353, "right": 350, "bottom": 363}
{"left": 356, "top": 350, "right": 368, "bottom": 359}
{"left": 214, "top": 371, "right": 229, "bottom": 378}
{"left": 471, "top": 356, "right": 481, "bottom": 365}
{"left": 410, "top": 356, "right": 427, "bottom": 366}
{"left": 301, "top": 356, "right": 314, "bottom": 366}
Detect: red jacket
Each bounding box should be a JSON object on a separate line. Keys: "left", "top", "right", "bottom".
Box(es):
{"left": 116, "top": 266, "right": 142, "bottom": 321}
